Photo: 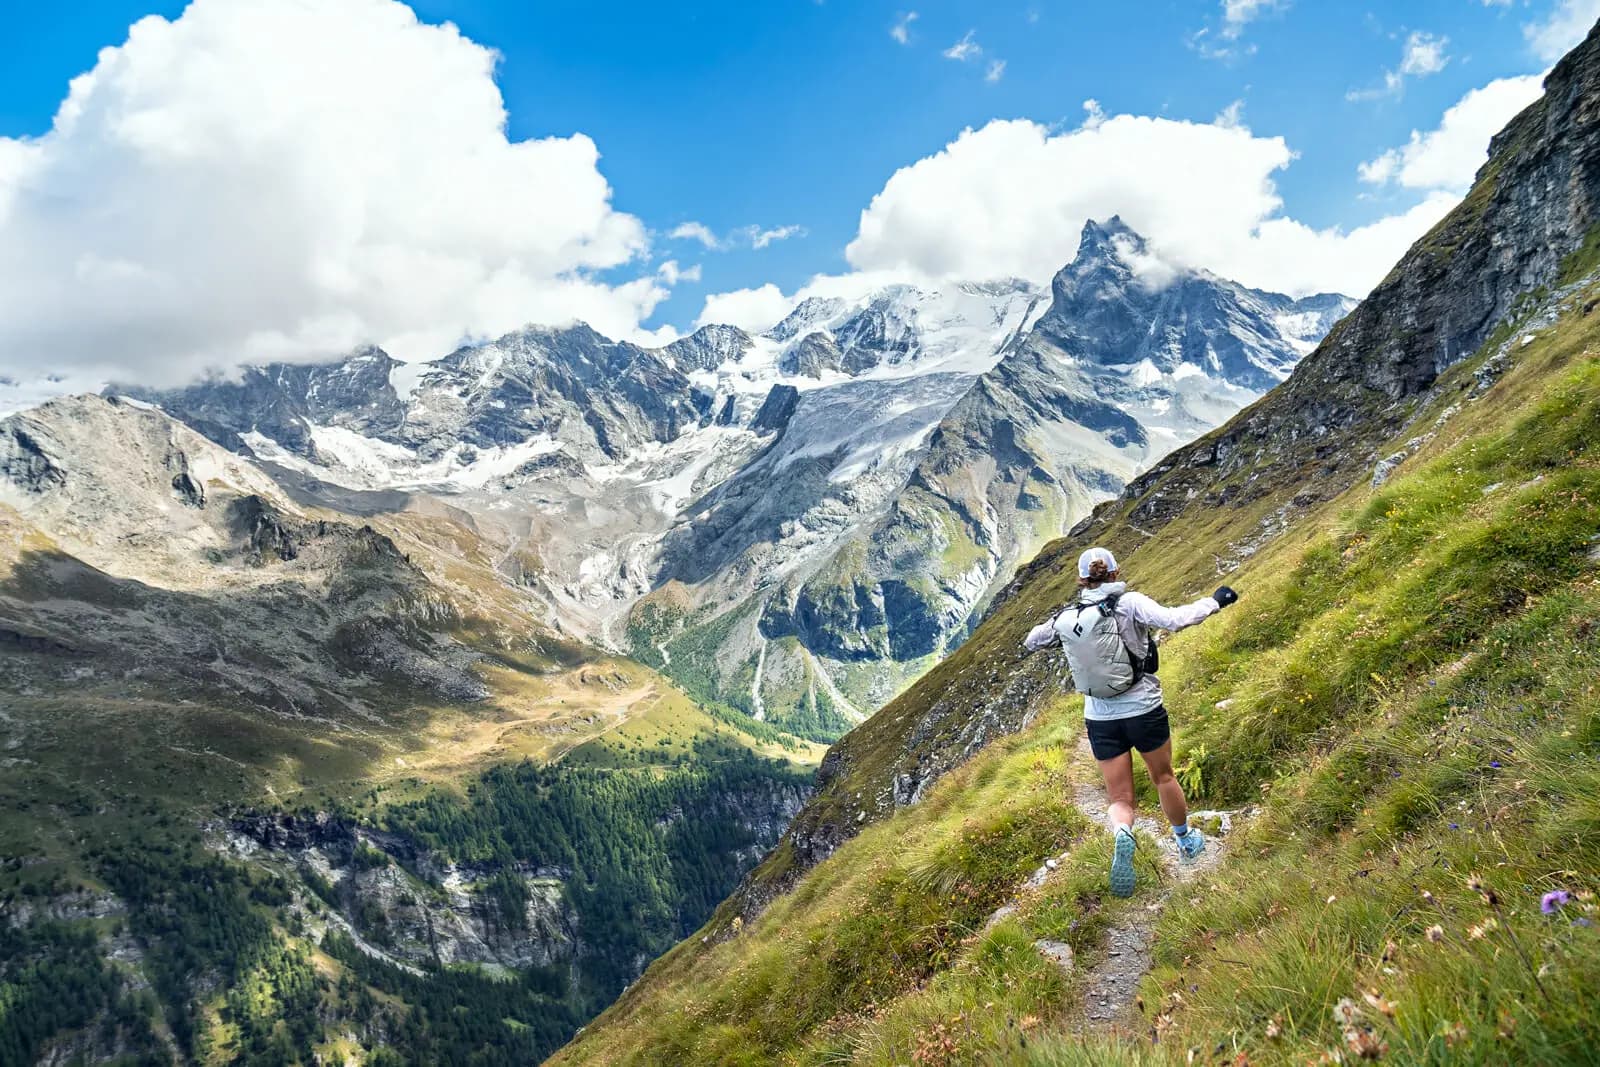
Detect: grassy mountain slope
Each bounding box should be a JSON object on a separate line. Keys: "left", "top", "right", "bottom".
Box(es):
{"left": 553, "top": 195, "right": 1600, "bottom": 1067}
{"left": 553, "top": 29, "right": 1600, "bottom": 1066}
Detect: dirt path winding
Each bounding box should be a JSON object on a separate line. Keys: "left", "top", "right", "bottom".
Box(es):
{"left": 1069, "top": 736, "right": 1236, "bottom": 1038}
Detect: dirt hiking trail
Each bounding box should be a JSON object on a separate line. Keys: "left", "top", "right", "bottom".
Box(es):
{"left": 1069, "top": 736, "right": 1240, "bottom": 1038}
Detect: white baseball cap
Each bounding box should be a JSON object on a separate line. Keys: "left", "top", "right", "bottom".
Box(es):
{"left": 1077, "top": 547, "right": 1118, "bottom": 578}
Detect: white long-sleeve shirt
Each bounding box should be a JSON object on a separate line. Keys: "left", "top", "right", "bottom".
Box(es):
{"left": 1024, "top": 581, "right": 1219, "bottom": 720}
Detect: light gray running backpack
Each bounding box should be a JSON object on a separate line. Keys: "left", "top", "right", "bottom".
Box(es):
{"left": 1057, "top": 594, "right": 1143, "bottom": 698}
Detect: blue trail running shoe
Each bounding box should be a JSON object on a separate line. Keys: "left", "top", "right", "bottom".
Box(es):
{"left": 1109, "top": 826, "right": 1137, "bottom": 897}
{"left": 1175, "top": 826, "right": 1207, "bottom": 862}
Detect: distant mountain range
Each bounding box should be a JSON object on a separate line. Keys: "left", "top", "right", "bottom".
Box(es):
{"left": 0, "top": 214, "right": 1352, "bottom": 1062}
{"left": 111, "top": 218, "right": 1352, "bottom": 738}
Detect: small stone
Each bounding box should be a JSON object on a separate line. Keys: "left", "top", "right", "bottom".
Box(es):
{"left": 1034, "top": 939, "right": 1075, "bottom": 972}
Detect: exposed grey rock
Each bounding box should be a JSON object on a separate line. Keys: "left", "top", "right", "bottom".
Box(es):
{"left": 1037, "top": 216, "right": 1340, "bottom": 392}
{"left": 0, "top": 425, "right": 66, "bottom": 493}
{"left": 1034, "top": 939, "right": 1076, "bottom": 972}
{"left": 1371, "top": 451, "right": 1409, "bottom": 488}
{"left": 751, "top": 384, "right": 800, "bottom": 433}
{"left": 116, "top": 346, "right": 408, "bottom": 455}
{"left": 779, "top": 332, "right": 845, "bottom": 377}
{"left": 664, "top": 324, "right": 755, "bottom": 372}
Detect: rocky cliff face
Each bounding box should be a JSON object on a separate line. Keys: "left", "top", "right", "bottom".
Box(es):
{"left": 228, "top": 813, "right": 581, "bottom": 973}
{"left": 1036, "top": 216, "right": 1338, "bottom": 390}
{"left": 404, "top": 324, "right": 706, "bottom": 463}
{"left": 224, "top": 771, "right": 808, "bottom": 979}
{"left": 117, "top": 347, "right": 408, "bottom": 456}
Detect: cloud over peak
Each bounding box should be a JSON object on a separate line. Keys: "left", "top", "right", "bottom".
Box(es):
{"left": 0, "top": 0, "right": 674, "bottom": 388}
{"left": 840, "top": 108, "right": 1455, "bottom": 299}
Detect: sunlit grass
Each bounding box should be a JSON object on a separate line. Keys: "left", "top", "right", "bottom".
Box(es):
{"left": 559, "top": 279, "right": 1600, "bottom": 1062}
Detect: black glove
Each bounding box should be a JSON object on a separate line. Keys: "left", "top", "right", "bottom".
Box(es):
{"left": 1213, "top": 586, "right": 1239, "bottom": 608}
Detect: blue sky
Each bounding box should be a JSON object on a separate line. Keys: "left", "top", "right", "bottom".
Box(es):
{"left": 0, "top": 0, "right": 1593, "bottom": 389}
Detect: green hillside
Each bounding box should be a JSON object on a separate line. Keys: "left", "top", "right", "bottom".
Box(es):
{"left": 553, "top": 208, "right": 1600, "bottom": 1067}
{"left": 553, "top": 33, "right": 1600, "bottom": 1066}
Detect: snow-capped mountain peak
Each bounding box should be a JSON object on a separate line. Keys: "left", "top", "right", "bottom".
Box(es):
{"left": 1036, "top": 218, "right": 1356, "bottom": 391}
{"left": 115, "top": 230, "right": 1352, "bottom": 733}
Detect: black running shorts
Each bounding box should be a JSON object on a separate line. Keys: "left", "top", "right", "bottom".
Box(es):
{"left": 1085, "top": 706, "right": 1171, "bottom": 761}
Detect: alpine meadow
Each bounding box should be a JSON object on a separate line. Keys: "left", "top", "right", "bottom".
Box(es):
{"left": 2, "top": 2, "right": 1599, "bottom": 1066}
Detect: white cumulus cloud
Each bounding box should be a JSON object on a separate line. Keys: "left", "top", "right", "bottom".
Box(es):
{"left": 0, "top": 0, "right": 672, "bottom": 390}
{"left": 695, "top": 102, "right": 1474, "bottom": 329}
{"left": 840, "top": 109, "right": 1462, "bottom": 298}
{"left": 1359, "top": 73, "right": 1545, "bottom": 192}
{"left": 1525, "top": 0, "right": 1600, "bottom": 61}
{"left": 695, "top": 284, "right": 795, "bottom": 332}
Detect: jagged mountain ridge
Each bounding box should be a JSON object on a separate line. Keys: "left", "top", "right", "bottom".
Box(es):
{"left": 638, "top": 227, "right": 1348, "bottom": 733}
{"left": 121, "top": 228, "right": 1352, "bottom": 738}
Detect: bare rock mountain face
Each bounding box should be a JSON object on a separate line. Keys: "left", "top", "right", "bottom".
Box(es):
{"left": 640, "top": 230, "right": 1348, "bottom": 737}
{"left": 129, "top": 236, "right": 1349, "bottom": 742}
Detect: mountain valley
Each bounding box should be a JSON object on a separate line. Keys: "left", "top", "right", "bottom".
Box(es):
{"left": 9, "top": 11, "right": 1600, "bottom": 1067}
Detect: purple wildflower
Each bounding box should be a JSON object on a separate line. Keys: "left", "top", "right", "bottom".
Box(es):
{"left": 1542, "top": 891, "right": 1571, "bottom": 915}
{"left": 1490, "top": 760, "right": 1502, "bottom": 769}
{"left": 1449, "top": 822, "right": 1460, "bottom": 830}
{"left": 1576, "top": 917, "right": 1594, "bottom": 928}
